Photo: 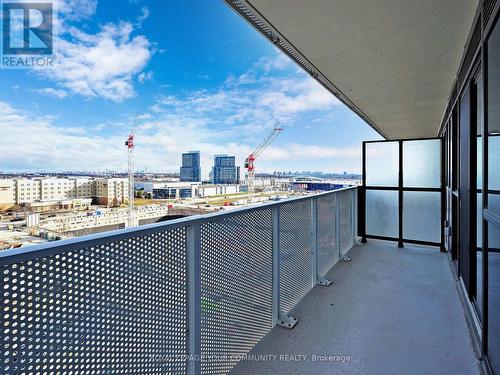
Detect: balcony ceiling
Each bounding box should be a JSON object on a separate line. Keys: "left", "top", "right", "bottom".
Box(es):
{"left": 229, "top": 0, "right": 479, "bottom": 139}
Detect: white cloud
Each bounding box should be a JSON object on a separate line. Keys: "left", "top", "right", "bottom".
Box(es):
{"left": 138, "top": 71, "right": 154, "bottom": 83}
{"left": 259, "top": 54, "right": 291, "bottom": 72}
{"left": 37, "top": 87, "right": 68, "bottom": 98}
{"left": 136, "top": 6, "right": 150, "bottom": 27}
{"left": 149, "top": 54, "right": 340, "bottom": 134}
{"left": 0, "top": 101, "right": 123, "bottom": 171}
{"left": 0, "top": 99, "right": 360, "bottom": 174}
{"left": 136, "top": 113, "right": 152, "bottom": 120}
{"left": 43, "top": 21, "right": 153, "bottom": 102}
{"left": 60, "top": 0, "right": 97, "bottom": 21}
{"left": 1, "top": 52, "right": 363, "bottom": 173}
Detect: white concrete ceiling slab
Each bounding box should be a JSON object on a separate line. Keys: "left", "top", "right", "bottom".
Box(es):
{"left": 239, "top": 0, "right": 479, "bottom": 139}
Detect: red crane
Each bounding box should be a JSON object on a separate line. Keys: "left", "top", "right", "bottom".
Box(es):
{"left": 245, "top": 123, "right": 283, "bottom": 201}
{"left": 125, "top": 114, "right": 138, "bottom": 227}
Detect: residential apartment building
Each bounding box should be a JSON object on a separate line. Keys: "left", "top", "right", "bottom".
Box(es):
{"left": 0, "top": 177, "right": 128, "bottom": 210}
{"left": 212, "top": 155, "right": 240, "bottom": 184}
{"left": 180, "top": 151, "right": 201, "bottom": 182}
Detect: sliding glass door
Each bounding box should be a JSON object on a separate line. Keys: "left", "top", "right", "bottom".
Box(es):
{"left": 485, "top": 15, "right": 500, "bottom": 372}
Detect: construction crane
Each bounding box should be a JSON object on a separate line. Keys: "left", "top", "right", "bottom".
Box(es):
{"left": 245, "top": 122, "right": 283, "bottom": 202}
{"left": 125, "top": 114, "right": 138, "bottom": 227}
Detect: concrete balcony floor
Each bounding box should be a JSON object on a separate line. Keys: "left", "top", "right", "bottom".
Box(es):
{"left": 231, "top": 240, "right": 481, "bottom": 375}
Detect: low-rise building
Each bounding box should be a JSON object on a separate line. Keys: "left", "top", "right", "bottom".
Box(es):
{"left": 136, "top": 181, "right": 200, "bottom": 199}
{"left": 196, "top": 184, "right": 241, "bottom": 198}
{"left": 26, "top": 198, "right": 93, "bottom": 213}
{"left": 135, "top": 181, "right": 243, "bottom": 200}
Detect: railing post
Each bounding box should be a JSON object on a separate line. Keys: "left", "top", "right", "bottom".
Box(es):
{"left": 361, "top": 142, "right": 367, "bottom": 243}
{"left": 272, "top": 205, "right": 297, "bottom": 329}
{"left": 335, "top": 192, "right": 341, "bottom": 258}
{"left": 311, "top": 197, "right": 331, "bottom": 286}
{"left": 272, "top": 206, "right": 280, "bottom": 326}
{"left": 398, "top": 140, "right": 404, "bottom": 248}
{"left": 351, "top": 189, "right": 357, "bottom": 246}
{"left": 187, "top": 223, "right": 201, "bottom": 375}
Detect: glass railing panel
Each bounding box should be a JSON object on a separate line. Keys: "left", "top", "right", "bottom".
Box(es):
{"left": 366, "top": 141, "right": 399, "bottom": 186}
{"left": 366, "top": 190, "right": 399, "bottom": 238}
{"left": 403, "top": 191, "right": 441, "bottom": 243}
{"left": 403, "top": 139, "right": 441, "bottom": 188}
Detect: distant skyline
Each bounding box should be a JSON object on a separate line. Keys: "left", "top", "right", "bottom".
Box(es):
{"left": 0, "top": 0, "right": 382, "bottom": 177}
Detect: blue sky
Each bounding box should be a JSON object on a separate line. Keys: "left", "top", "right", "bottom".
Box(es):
{"left": 0, "top": 0, "right": 381, "bottom": 176}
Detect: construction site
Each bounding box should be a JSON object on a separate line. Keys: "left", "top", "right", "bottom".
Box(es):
{"left": 0, "top": 120, "right": 356, "bottom": 250}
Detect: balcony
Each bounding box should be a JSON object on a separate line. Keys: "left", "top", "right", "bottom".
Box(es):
{"left": 0, "top": 186, "right": 480, "bottom": 374}
{"left": 2, "top": 0, "right": 498, "bottom": 372}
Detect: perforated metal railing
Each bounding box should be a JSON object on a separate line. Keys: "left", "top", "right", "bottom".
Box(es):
{"left": 0, "top": 187, "right": 357, "bottom": 375}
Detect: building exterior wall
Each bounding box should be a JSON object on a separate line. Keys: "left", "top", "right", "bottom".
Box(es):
{"left": 94, "top": 178, "right": 128, "bottom": 206}
{"left": 145, "top": 181, "right": 199, "bottom": 200}
{"left": 41, "top": 178, "right": 78, "bottom": 201}
{"left": 16, "top": 179, "right": 42, "bottom": 204}
{"left": 40, "top": 204, "right": 169, "bottom": 233}
{"left": 196, "top": 184, "right": 241, "bottom": 198}
{"left": 180, "top": 151, "right": 201, "bottom": 182}
{"left": 212, "top": 155, "right": 238, "bottom": 184}
{"left": 135, "top": 182, "right": 154, "bottom": 194}
{"left": 0, "top": 179, "right": 15, "bottom": 210}
{"left": 0, "top": 177, "right": 128, "bottom": 209}
{"left": 75, "top": 178, "right": 93, "bottom": 198}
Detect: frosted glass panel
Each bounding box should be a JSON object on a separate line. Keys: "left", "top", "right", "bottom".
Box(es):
{"left": 475, "top": 194, "right": 500, "bottom": 248}
{"left": 478, "top": 137, "right": 483, "bottom": 189}
{"left": 489, "top": 136, "right": 500, "bottom": 192}
{"left": 478, "top": 193, "right": 483, "bottom": 247}
{"left": 403, "top": 191, "right": 441, "bottom": 242}
{"left": 403, "top": 140, "right": 441, "bottom": 188}
{"left": 481, "top": 135, "right": 500, "bottom": 216}
{"left": 366, "top": 142, "right": 399, "bottom": 186}
{"left": 366, "top": 190, "right": 398, "bottom": 237}
{"left": 490, "top": 195, "right": 500, "bottom": 236}
{"left": 488, "top": 223, "right": 500, "bottom": 372}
